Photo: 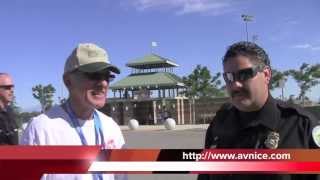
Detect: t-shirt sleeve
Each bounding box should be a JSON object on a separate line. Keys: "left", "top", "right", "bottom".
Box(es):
{"left": 19, "top": 117, "right": 44, "bottom": 145}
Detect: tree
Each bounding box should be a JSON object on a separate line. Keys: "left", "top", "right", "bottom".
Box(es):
{"left": 32, "top": 84, "right": 56, "bottom": 112}
{"left": 270, "top": 69, "right": 288, "bottom": 100}
{"left": 314, "top": 64, "right": 320, "bottom": 78}
{"left": 270, "top": 69, "right": 288, "bottom": 90}
{"left": 9, "top": 96, "right": 22, "bottom": 127}
{"left": 285, "top": 63, "right": 320, "bottom": 105}
{"left": 18, "top": 111, "right": 40, "bottom": 124}
{"left": 210, "top": 72, "right": 226, "bottom": 97}
{"left": 9, "top": 96, "right": 21, "bottom": 115}
{"left": 182, "top": 65, "right": 225, "bottom": 98}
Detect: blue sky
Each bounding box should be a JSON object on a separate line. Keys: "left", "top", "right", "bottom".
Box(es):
{"left": 0, "top": 0, "right": 319, "bottom": 111}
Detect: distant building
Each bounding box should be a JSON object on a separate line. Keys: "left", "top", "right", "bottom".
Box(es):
{"left": 102, "top": 53, "right": 192, "bottom": 125}
{"left": 101, "top": 53, "right": 229, "bottom": 125}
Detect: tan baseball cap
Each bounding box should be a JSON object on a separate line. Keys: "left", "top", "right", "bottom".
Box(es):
{"left": 64, "top": 43, "right": 120, "bottom": 74}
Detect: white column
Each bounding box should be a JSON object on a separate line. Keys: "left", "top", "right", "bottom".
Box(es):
{"left": 181, "top": 99, "right": 185, "bottom": 124}
{"left": 189, "top": 100, "right": 192, "bottom": 124}
{"left": 153, "top": 101, "right": 157, "bottom": 125}
{"left": 177, "top": 98, "right": 180, "bottom": 125}
{"left": 193, "top": 99, "right": 196, "bottom": 124}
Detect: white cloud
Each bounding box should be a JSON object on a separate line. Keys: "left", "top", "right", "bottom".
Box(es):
{"left": 311, "top": 46, "right": 320, "bottom": 51}
{"left": 130, "top": 0, "right": 236, "bottom": 15}
{"left": 292, "top": 44, "right": 312, "bottom": 49}
{"left": 292, "top": 43, "right": 320, "bottom": 51}
{"left": 286, "top": 20, "right": 298, "bottom": 25}
{"left": 284, "top": 18, "right": 299, "bottom": 25}
{"left": 176, "top": 1, "right": 231, "bottom": 15}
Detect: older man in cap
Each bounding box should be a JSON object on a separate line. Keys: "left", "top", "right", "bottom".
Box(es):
{"left": 21, "top": 43, "right": 126, "bottom": 180}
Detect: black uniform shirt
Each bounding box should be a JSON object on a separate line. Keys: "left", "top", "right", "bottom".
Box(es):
{"left": 198, "top": 95, "right": 320, "bottom": 180}
{"left": 0, "top": 107, "right": 18, "bottom": 145}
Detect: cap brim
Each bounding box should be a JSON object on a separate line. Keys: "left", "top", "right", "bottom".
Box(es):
{"left": 77, "top": 62, "right": 120, "bottom": 74}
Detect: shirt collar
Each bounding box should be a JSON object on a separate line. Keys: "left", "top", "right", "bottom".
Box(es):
{"left": 0, "top": 106, "right": 8, "bottom": 113}
{"left": 238, "top": 95, "right": 280, "bottom": 131}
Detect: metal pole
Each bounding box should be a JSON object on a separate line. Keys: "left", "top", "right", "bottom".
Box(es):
{"left": 245, "top": 21, "right": 248, "bottom": 42}
{"left": 241, "top": 14, "right": 253, "bottom": 42}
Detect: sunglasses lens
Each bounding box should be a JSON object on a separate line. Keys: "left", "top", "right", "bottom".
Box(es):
{"left": 0, "top": 85, "right": 14, "bottom": 90}
{"left": 84, "top": 73, "right": 113, "bottom": 82}
{"left": 238, "top": 68, "right": 254, "bottom": 81}
{"left": 223, "top": 73, "right": 234, "bottom": 83}
{"left": 224, "top": 66, "right": 262, "bottom": 83}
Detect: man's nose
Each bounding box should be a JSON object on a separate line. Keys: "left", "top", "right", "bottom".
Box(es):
{"left": 96, "top": 79, "right": 108, "bottom": 89}
{"left": 228, "top": 80, "right": 243, "bottom": 90}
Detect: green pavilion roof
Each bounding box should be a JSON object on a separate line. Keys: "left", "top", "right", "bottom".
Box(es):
{"left": 110, "top": 72, "right": 185, "bottom": 90}
{"left": 126, "top": 53, "right": 179, "bottom": 69}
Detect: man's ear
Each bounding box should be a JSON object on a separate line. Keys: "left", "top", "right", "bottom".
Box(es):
{"left": 63, "top": 74, "right": 71, "bottom": 89}
{"left": 263, "top": 66, "right": 272, "bottom": 85}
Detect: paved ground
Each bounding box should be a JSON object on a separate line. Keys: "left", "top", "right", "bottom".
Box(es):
{"left": 121, "top": 124, "right": 208, "bottom": 180}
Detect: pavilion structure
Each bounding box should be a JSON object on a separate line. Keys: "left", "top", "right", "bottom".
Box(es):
{"left": 103, "top": 53, "right": 196, "bottom": 125}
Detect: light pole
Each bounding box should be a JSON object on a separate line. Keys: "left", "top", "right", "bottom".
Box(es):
{"left": 241, "top": 14, "right": 254, "bottom": 42}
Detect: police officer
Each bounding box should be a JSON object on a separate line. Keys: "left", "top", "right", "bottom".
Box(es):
{"left": 198, "top": 41, "right": 320, "bottom": 180}
{"left": 0, "top": 73, "right": 18, "bottom": 145}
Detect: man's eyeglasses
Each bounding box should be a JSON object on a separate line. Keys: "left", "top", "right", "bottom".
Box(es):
{"left": 0, "top": 85, "right": 14, "bottom": 90}
{"left": 76, "top": 71, "right": 115, "bottom": 82}
{"left": 223, "top": 66, "right": 265, "bottom": 84}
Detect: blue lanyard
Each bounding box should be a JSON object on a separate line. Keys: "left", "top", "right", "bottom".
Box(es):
{"left": 64, "top": 102, "right": 104, "bottom": 180}
{"left": 65, "top": 102, "right": 105, "bottom": 146}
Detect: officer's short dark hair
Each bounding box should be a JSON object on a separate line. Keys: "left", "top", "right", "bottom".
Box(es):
{"left": 222, "top": 41, "right": 271, "bottom": 68}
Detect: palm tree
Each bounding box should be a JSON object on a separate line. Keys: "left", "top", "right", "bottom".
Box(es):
{"left": 270, "top": 69, "right": 288, "bottom": 100}
{"left": 32, "top": 84, "right": 56, "bottom": 112}
{"left": 286, "top": 63, "right": 320, "bottom": 105}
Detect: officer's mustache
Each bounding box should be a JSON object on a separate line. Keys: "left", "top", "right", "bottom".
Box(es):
{"left": 231, "top": 89, "right": 249, "bottom": 98}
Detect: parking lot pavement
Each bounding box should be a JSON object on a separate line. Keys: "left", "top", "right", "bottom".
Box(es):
{"left": 122, "top": 127, "right": 207, "bottom": 180}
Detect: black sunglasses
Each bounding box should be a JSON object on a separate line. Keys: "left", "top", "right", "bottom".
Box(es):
{"left": 78, "top": 72, "right": 115, "bottom": 82}
{"left": 223, "top": 66, "right": 264, "bottom": 83}
{"left": 0, "top": 85, "right": 14, "bottom": 90}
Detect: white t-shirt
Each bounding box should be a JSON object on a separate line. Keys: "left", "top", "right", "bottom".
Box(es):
{"left": 20, "top": 105, "right": 126, "bottom": 180}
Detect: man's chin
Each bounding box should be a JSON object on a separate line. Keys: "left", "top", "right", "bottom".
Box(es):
{"left": 232, "top": 99, "right": 253, "bottom": 111}
{"left": 94, "top": 102, "right": 106, "bottom": 109}
{"left": 88, "top": 99, "right": 106, "bottom": 109}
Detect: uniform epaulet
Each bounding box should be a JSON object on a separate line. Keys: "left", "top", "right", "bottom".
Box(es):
{"left": 276, "top": 100, "right": 316, "bottom": 120}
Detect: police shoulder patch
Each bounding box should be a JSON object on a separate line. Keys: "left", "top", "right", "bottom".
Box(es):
{"left": 312, "top": 126, "right": 320, "bottom": 147}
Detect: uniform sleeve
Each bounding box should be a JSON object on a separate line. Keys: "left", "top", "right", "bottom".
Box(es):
{"left": 297, "top": 109, "right": 320, "bottom": 149}
{"left": 302, "top": 115, "right": 320, "bottom": 180}
{"left": 204, "top": 121, "right": 215, "bottom": 148}
{"left": 8, "top": 109, "right": 19, "bottom": 145}
{"left": 308, "top": 117, "right": 320, "bottom": 149}
{"left": 197, "top": 117, "right": 218, "bottom": 180}
{"left": 197, "top": 174, "right": 210, "bottom": 180}
{"left": 197, "top": 124, "right": 215, "bottom": 180}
